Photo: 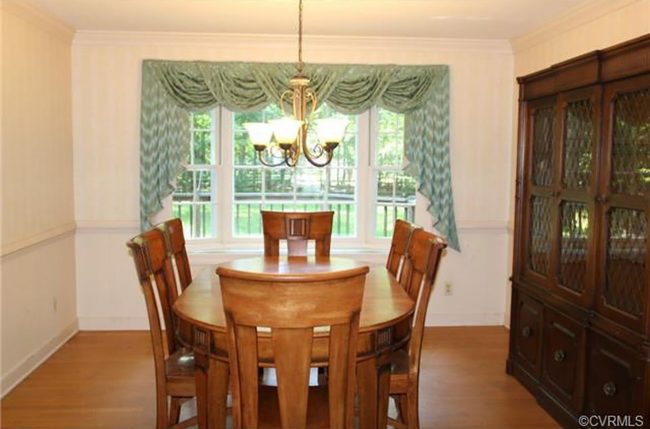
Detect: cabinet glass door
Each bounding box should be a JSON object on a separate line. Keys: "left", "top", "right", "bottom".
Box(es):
{"left": 523, "top": 99, "right": 557, "bottom": 287}
{"left": 552, "top": 89, "right": 599, "bottom": 306}
{"left": 597, "top": 76, "right": 650, "bottom": 334}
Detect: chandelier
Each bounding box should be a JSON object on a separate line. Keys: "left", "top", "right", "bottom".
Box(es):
{"left": 243, "top": 0, "right": 348, "bottom": 167}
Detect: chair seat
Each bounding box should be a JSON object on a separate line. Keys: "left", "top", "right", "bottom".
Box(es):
{"left": 258, "top": 385, "right": 330, "bottom": 429}
{"left": 166, "top": 348, "right": 195, "bottom": 397}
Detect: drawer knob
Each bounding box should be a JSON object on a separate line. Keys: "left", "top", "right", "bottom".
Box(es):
{"left": 553, "top": 349, "right": 566, "bottom": 362}
{"left": 603, "top": 382, "right": 617, "bottom": 397}
{"left": 522, "top": 326, "right": 532, "bottom": 338}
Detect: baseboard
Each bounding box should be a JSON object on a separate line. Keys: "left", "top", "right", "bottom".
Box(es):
{"left": 1, "top": 319, "right": 79, "bottom": 397}
{"left": 426, "top": 312, "right": 506, "bottom": 326}
{"left": 77, "top": 316, "right": 149, "bottom": 331}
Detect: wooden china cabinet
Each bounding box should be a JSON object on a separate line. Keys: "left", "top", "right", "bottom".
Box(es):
{"left": 508, "top": 35, "right": 650, "bottom": 428}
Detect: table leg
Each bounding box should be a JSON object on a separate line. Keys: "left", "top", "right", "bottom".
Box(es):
{"left": 207, "top": 357, "right": 229, "bottom": 429}
{"left": 194, "top": 354, "right": 208, "bottom": 429}
{"left": 357, "top": 350, "right": 392, "bottom": 429}
{"left": 193, "top": 328, "right": 229, "bottom": 429}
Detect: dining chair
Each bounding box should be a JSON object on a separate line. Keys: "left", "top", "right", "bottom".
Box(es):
{"left": 389, "top": 229, "right": 447, "bottom": 429}
{"left": 261, "top": 210, "right": 334, "bottom": 257}
{"left": 218, "top": 265, "right": 368, "bottom": 429}
{"left": 127, "top": 229, "right": 196, "bottom": 429}
{"left": 157, "top": 218, "right": 192, "bottom": 291}
{"left": 386, "top": 219, "right": 421, "bottom": 281}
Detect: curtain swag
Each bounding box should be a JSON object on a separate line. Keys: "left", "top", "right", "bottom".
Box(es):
{"left": 140, "top": 60, "right": 460, "bottom": 250}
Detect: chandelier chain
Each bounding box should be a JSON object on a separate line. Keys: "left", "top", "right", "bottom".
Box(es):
{"left": 298, "top": 0, "right": 304, "bottom": 72}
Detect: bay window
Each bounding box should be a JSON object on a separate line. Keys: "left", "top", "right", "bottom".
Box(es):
{"left": 171, "top": 106, "right": 416, "bottom": 246}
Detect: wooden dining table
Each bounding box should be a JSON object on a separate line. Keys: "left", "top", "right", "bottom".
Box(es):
{"left": 173, "top": 256, "right": 415, "bottom": 429}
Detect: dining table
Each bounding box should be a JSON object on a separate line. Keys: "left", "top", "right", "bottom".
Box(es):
{"left": 173, "top": 256, "right": 415, "bottom": 429}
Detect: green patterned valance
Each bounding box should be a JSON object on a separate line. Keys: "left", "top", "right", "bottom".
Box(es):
{"left": 140, "top": 60, "right": 459, "bottom": 250}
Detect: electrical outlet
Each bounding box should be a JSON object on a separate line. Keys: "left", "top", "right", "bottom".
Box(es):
{"left": 444, "top": 282, "right": 453, "bottom": 296}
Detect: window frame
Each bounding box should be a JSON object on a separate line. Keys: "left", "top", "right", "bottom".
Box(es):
{"left": 162, "top": 106, "right": 416, "bottom": 251}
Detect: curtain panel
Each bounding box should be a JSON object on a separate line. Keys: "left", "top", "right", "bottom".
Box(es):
{"left": 140, "top": 60, "right": 460, "bottom": 250}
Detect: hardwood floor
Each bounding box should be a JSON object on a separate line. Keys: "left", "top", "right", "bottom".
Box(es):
{"left": 1, "top": 327, "right": 560, "bottom": 429}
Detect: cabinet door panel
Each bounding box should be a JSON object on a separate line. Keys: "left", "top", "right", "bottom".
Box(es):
{"left": 597, "top": 75, "right": 650, "bottom": 335}
{"left": 515, "top": 293, "right": 544, "bottom": 377}
{"left": 561, "top": 97, "right": 595, "bottom": 190}
{"left": 531, "top": 105, "right": 556, "bottom": 187}
{"left": 521, "top": 98, "right": 558, "bottom": 288}
{"left": 542, "top": 308, "right": 585, "bottom": 411}
{"left": 587, "top": 333, "right": 645, "bottom": 417}
{"left": 557, "top": 200, "right": 591, "bottom": 296}
{"left": 552, "top": 88, "right": 600, "bottom": 308}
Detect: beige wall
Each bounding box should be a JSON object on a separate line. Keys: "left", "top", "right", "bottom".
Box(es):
{"left": 1, "top": 1, "right": 77, "bottom": 395}
{"left": 72, "top": 34, "right": 515, "bottom": 329}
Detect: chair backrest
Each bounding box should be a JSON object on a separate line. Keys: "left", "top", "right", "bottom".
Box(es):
{"left": 386, "top": 219, "right": 421, "bottom": 280}
{"left": 218, "top": 266, "right": 368, "bottom": 429}
{"left": 127, "top": 229, "right": 181, "bottom": 361}
{"left": 399, "top": 229, "right": 447, "bottom": 376}
{"left": 157, "top": 218, "right": 192, "bottom": 291}
{"left": 261, "top": 211, "right": 334, "bottom": 257}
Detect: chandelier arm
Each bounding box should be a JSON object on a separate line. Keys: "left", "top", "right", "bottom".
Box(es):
{"left": 302, "top": 148, "right": 334, "bottom": 167}
{"left": 256, "top": 150, "right": 291, "bottom": 167}
{"left": 302, "top": 140, "right": 325, "bottom": 158}
{"left": 279, "top": 90, "right": 294, "bottom": 117}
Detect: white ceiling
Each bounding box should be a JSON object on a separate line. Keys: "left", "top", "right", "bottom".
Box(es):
{"left": 23, "top": 0, "right": 593, "bottom": 39}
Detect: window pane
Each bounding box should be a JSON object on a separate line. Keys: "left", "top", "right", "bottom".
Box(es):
{"left": 296, "top": 168, "right": 325, "bottom": 200}
{"left": 234, "top": 168, "right": 262, "bottom": 199}
{"left": 328, "top": 168, "right": 355, "bottom": 202}
{"left": 175, "top": 170, "right": 194, "bottom": 195}
{"left": 375, "top": 109, "right": 404, "bottom": 167}
{"left": 377, "top": 171, "right": 395, "bottom": 200}
{"left": 373, "top": 109, "right": 415, "bottom": 238}
{"left": 172, "top": 169, "right": 215, "bottom": 239}
{"left": 233, "top": 203, "right": 262, "bottom": 236}
{"left": 192, "top": 112, "right": 211, "bottom": 130}
{"left": 396, "top": 174, "right": 416, "bottom": 201}
{"left": 330, "top": 203, "right": 356, "bottom": 237}
{"left": 264, "top": 168, "right": 294, "bottom": 199}
{"left": 192, "top": 130, "right": 212, "bottom": 165}
{"left": 375, "top": 204, "right": 415, "bottom": 238}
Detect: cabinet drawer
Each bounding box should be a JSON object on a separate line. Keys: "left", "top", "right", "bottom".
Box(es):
{"left": 587, "top": 332, "right": 645, "bottom": 417}
{"left": 541, "top": 308, "right": 586, "bottom": 411}
{"left": 514, "top": 292, "right": 544, "bottom": 377}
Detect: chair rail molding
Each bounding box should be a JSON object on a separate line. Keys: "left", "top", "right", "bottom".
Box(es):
{"left": 1, "top": 221, "right": 77, "bottom": 257}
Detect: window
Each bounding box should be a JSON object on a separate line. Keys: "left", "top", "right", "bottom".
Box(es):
{"left": 372, "top": 109, "right": 417, "bottom": 238}
{"left": 172, "top": 112, "right": 217, "bottom": 238}
{"left": 232, "top": 104, "right": 357, "bottom": 237}
{"left": 171, "top": 106, "right": 416, "bottom": 246}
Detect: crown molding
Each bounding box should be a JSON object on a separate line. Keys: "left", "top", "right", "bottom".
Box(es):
{"left": 511, "top": 0, "right": 642, "bottom": 53}
{"left": 73, "top": 31, "right": 512, "bottom": 54}
{"left": 3, "top": 0, "right": 75, "bottom": 43}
